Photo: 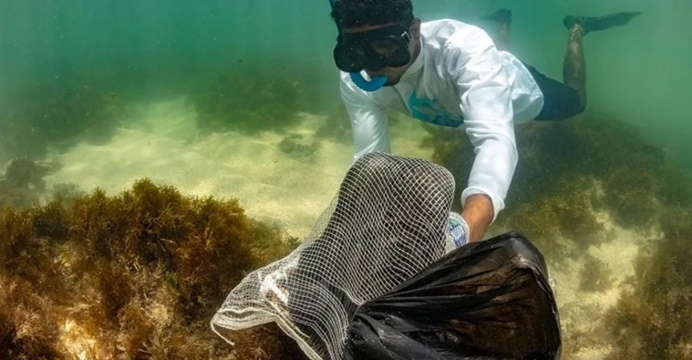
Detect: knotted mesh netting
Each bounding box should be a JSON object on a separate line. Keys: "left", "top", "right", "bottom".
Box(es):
{"left": 211, "top": 152, "right": 456, "bottom": 360}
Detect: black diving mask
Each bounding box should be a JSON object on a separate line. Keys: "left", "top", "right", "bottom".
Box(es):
{"left": 333, "top": 23, "right": 412, "bottom": 73}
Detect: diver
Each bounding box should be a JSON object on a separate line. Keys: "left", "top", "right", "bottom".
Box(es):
{"left": 330, "top": 0, "right": 641, "bottom": 244}
{"left": 254, "top": 0, "right": 641, "bottom": 342}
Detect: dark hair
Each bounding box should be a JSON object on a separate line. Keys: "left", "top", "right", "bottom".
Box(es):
{"left": 331, "top": 0, "right": 414, "bottom": 29}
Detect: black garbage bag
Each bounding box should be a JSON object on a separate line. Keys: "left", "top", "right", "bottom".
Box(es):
{"left": 345, "top": 232, "right": 561, "bottom": 360}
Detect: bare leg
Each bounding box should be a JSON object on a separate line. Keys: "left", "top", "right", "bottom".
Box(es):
{"left": 563, "top": 25, "right": 586, "bottom": 112}
{"left": 497, "top": 21, "right": 510, "bottom": 52}
{"left": 561, "top": 11, "right": 642, "bottom": 112}
{"left": 481, "top": 9, "right": 512, "bottom": 52}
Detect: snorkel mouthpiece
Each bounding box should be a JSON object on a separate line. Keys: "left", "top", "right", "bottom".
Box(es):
{"left": 351, "top": 73, "right": 388, "bottom": 92}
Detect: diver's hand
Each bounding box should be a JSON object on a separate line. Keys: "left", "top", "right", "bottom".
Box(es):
{"left": 461, "top": 194, "right": 494, "bottom": 243}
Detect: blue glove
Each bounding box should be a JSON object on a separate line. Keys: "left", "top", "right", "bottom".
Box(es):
{"left": 447, "top": 212, "right": 470, "bottom": 249}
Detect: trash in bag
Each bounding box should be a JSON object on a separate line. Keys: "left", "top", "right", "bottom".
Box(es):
{"left": 212, "top": 153, "right": 561, "bottom": 360}
{"left": 345, "top": 231, "right": 561, "bottom": 360}
{"left": 213, "top": 153, "right": 458, "bottom": 360}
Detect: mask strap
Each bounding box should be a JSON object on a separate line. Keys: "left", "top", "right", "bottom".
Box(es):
{"left": 329, "top": 0, "right": 389, "bottom": 92}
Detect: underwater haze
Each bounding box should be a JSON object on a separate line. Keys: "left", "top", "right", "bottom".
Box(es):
{"left": 1, "top": 0, "right": 690, "bottom": 171}
{"left": 1, "top": 0, "right": 691, "bottom": 359}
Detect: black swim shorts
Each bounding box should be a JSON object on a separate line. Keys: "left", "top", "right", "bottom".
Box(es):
{"left": 525, "top": 64, "right": 583, "bottom": 121}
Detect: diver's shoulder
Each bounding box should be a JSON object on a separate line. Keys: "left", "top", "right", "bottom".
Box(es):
{"left": 421, "top": 18, "right": 494, "bottom": 56}
{"left": 421, "top": 19, "right": 480, "bottom": 39}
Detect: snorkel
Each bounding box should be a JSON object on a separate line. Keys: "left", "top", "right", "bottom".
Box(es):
{"left": 350, "top": 71, "right": 388, "bottom": 92}
{"left": 329, "top": 0, "right": 389, "bottom": 92}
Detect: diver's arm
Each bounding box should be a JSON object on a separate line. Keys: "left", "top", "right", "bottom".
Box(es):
{"left": 461, "top": 194, "right": 494, "bottom": 243}
{"left": 446, "top": 28, "right": 519, "bottom": 240}
{"left": 339, "top": 72, "right": 391, "bottom": 160}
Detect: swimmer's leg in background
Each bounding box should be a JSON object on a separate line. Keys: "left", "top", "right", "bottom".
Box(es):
{"left": 562, "top": 11, "right": 642, "bottom": 112}
{"left": 481, "top": 8, "right": 512, "bottom": 52}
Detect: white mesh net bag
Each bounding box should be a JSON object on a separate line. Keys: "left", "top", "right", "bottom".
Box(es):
{"left": 211, "top": 152, "right": 457, "bottom": 360}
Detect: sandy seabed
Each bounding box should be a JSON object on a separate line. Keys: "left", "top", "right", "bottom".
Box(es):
{"left": 39, "top": 96, "right": 643, "bottom": 359}
{"left": 43, "top": 96, "right": 433, "bottom": 239}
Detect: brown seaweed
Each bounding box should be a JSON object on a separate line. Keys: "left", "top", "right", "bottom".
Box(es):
{"left": 0, "top": 178, "right": 303, "bottom": 359}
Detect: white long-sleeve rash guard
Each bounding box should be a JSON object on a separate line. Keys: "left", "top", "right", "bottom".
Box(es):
{"left": 339, "top": 19, "right": 545, "bottom": 222}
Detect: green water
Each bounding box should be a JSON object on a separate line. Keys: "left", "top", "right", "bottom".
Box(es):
{"left": 0, "top": 1, "right": 691, "bottom": 359}
{"left": 1, "top": 0, "right": 689, "bottom": 170}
